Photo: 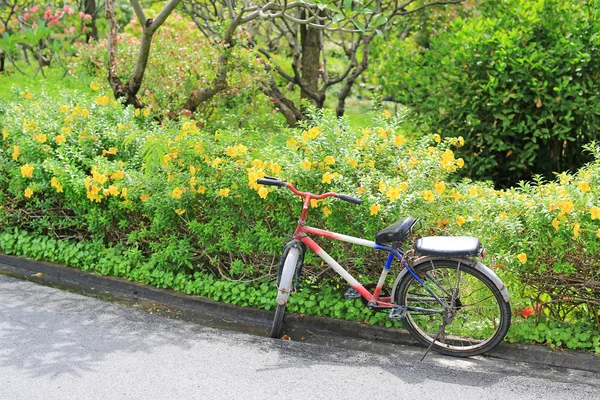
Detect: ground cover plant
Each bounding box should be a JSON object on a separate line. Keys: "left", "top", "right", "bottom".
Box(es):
{"left": 0, "top": 78, "right": 598, "bottom": 352}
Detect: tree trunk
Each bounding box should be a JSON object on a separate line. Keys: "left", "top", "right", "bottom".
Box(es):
{"left": 261, "top": 77, "right": 307, "bottom": 127}
{"left": 299, "top": 12, "right": 321, "bottom": 106}
{"left": 84, "top": 0, "right": 98, "bottom": 42}
{"left": 336, "top": 36, "right": 375, "bottom": 117}
{"left": 0, "top": 51, "right": 5, "bottom": 72}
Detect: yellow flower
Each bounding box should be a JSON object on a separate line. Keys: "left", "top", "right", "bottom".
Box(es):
{"left": 90, "top": 82, "right": 100, "bottom": 91}
{"left": 422, "top": 190, "right": 435, "bottom": 202}
{"left": 517, "top": 253, "right": 527, "bottom": 264}
{"left": 433, "top": 134, "right": 441, "bottom": 144}
{"left": 12, "top": 145, "right": 21, "bottom": 161}
{"left": 33, "top": 134, "right": 47, "bottom": 143}
{"left": 258, "top": 186, "right": 269, "bottom": 199}
{"left": 310, "top": 199, "right": 319, "bottom": 208}
{"left": 121, "top": 188, "right": 128, "bottom": 199}
{"left": 55, "top": 135, "right": 66, "bottom": 144}
{"left": 367, "top": 160, "right": 375, "bottom": 169}
{"left": 96, "top": 96, "right": 109, "bottom": 105}
{"left": 393, "top": 135, "right": 406, "bottom": 146}
{"left": 308, "top": 127, "right": 321, "bottom": 139}
{"left": 324, "top": 156, "right": 335, "bottom": 165}
{"left": 81, "top": 109, "right": 90, "bottom": 117}
{"left": 456, "top": 216, "right": 466, "bottom": 226}
{"left": 50, "top": 177, "right": 63, "bottom": 193}
{"left": 386, "top": 186, "right": 402, "bottom": 202}
{"left": 578, "top": 181, "right": 591, "bottom": 193}
{"left": 469, "top": 187, "right": 478, "bottom": 197}
{"left": 175, "top": 208, "right": 186, "bottom": 215}
{"left": 301, "top": 130, "right": 310, "bottom": 143}
{"left": 597, "top": 229, "right": 600, "bottom": 238}
{"left": 286, "top": 137, "right": 298, "bottom": 150}
{"left": 370, "top": 204, "right": 381, "bottom": 215}
{"left": 171, "top": 187, "right": 183, "bottom": 199}
{"left": 24, "top": 188, "right": 34, "bottom": 198}
{"left": 60, "top": 105, "right": 70, "bottom": 113}
{"left": 322, "top": 206, "right": 332, "bottom": 218}
{"left": 140, "top": 194, "right": 150, "bottom": 202}
{"left": 379, "top": 180, "right": 387, "bottom": 193}
{"left": 590, "top": 206, "right": 600, "bottom": 220}
{"left": 71, "top": 106, "right": 80, "bottom": 116}
{"left": 134, "top": 108, "right": 141, "bottom": 116}
{"left": 62, "top": 126, "right": 72, "bottom": 134}
{"left": 211, "top": 158, "right": 222, "bottom": 168}
{"left": 20, "top": 164, "right": 34, "bottom": 178}
{"left": 198, "top": 186, "right": 207, "bottom": 194}
{"left": 382, "top": 109, "right": 391, "bottom": 119}
{"left": 92, "top": 171, "right": 107, "bottom": 184}
{"left": 456, "top": 158, "right": 465, "bottom": 168}
{"left": 559, "top": 199, "right": 574, "bottom": 214}
{"left": 322, "top": 172, "right": 334, "bottom": 184}
{"left": 452, "top": 189, "right": 462, "bottom": 203}
{"left": 357, "top": 187, "right": 365, "bottom": 195}
{"left": 111, "top": 171, "right": 125, "bottom": 180}
{"left": 457, "top": 136, "right": 465, "bottom": 146}
{"left": 107, "top": 147, "right": 118, "bottom": 155}
{"left": 143, "top": 109, "right": 150, "bottom": 117}
{"left": 348, "top": 158, "right": 358, "bottom": 168}
{"left": 573, "top": 223, "right": 581, "bottom": 238}
{"left": 270, "top": 163, "right": 282, "bottom": 175}
{"left": 108, "top": 185, "right": 120, "bottom": 196}
{"left": 434, "top": 182, "right": 446, "bottom": 194}
{"left": 440, "top": 149, "right": 456, "bottom": 170}
{"left": 301, "top": 160, "right": 312, "bottom": 171}
{"left": 552, "top": 218, "right": 560, "bottom": 231}
{"left": 218, "top": 188, "right": 230, "bottom": 197}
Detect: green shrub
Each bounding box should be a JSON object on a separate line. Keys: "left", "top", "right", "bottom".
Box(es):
{"left": 376, "top": 0, "right": 600, "bottom": 187}
{"left": 1, "top": 81, "right": 599, "bottom": 349}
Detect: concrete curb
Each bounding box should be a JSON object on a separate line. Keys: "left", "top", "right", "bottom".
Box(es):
{"left": 0, "top": 253, "right": 598, "bottom": 373}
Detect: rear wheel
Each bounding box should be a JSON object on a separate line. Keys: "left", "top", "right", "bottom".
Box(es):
{"left": 396, "top": 260, "right": 510, "bottom": 357}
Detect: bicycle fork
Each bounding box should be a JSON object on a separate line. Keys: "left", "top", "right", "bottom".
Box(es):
{"left": 276, "top": 242, "right": 304, "bottom": 305}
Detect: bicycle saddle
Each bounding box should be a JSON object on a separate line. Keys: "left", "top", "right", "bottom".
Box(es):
{"left": 414, "top": 236, "right": 481, "bottom": 257}
{"left": 375, "top": 216, "right": 418, "bottom": 244}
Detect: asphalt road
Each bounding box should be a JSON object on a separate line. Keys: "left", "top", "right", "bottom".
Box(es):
{"left": 0, "top": 275, "right": 598, "bottom": 400}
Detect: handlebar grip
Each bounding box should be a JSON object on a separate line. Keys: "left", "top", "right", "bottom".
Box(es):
{"left": 338, "top": 194, "right": 362, "bottom": 205}
{"left": 257, "top": 178, "right": 286, "bottom": 187}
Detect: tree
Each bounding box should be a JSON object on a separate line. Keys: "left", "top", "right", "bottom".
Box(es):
{"left": 105, "top": 0, "right": 182, "bottom": 108}
{"left": 183, "top": 0, "right": 461, "bottom": 125}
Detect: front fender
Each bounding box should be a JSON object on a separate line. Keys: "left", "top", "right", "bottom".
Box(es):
{"left": 391, "top": 257, "right": 510, "bottom": 303}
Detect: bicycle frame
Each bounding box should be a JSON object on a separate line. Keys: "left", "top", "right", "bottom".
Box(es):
{"left": 292, "top": 193, "right": 428, "bottom": 309}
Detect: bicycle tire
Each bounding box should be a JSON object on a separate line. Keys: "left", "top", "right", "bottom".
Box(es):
{"left": 270, "top": 304, "right": 286, "bottom": 338}
{"left": 396, "top": 259, "right": 511, "bottom": 357}
{"left": 270, "top": 247, "right": 300, "bottom": 339}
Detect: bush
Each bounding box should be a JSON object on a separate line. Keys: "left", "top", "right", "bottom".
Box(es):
{"left": 72, "top": 11, "right": 279, "bottom": 130}
{"left": 1, "top": 81, "right": 599, "bottom": 349}
{"left": 376, "top": 0, "right": 600, "bottom": 187}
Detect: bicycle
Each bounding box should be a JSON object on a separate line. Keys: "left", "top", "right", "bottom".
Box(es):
{"left": 257, "top": 176, "right": 511, "bottom": 357}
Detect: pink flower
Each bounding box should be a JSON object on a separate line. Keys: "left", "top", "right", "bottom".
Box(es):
{"left": 31, "top": 5, "right": 39, "bottom": 12}
{"left": 79, "top": 11, "right": 85, "bottom": 18}
{"left": 83, "top": 14, "right": 92, "bottom": 21}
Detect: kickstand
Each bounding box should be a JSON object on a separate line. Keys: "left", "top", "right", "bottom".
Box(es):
{"left": 420, "top": 321, "right": 446, "bottom": 362}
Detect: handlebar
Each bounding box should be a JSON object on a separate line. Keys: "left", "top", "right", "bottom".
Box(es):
{"left": 256, "top": 177, "right": 361, "bottom": 205}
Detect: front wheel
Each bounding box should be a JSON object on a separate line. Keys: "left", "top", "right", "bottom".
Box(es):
{"left": 270, "top": 246, "right": 300, "bottom": 339}
{"left": 396, "top": 260, "right": 511, "bottom": 357}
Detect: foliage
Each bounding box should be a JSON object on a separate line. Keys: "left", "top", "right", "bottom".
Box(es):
{"left": 0, "top": 2, "right": 96, "bottom": 74}
{"left": 376, "top": 0, "right": 600, "bottom": 187}
{"left": 73, "top": 9, "right": 278, "bottom": 128}
{"left": 1, "top": 79, "right": 599, "bottom": 350}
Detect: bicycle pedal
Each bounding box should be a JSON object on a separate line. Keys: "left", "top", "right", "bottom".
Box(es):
{"left": 388, "top": 305, "right": 407, "bottom": 320}
{"left": 344, "top": 287, "right": 362, "bottom": 300}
